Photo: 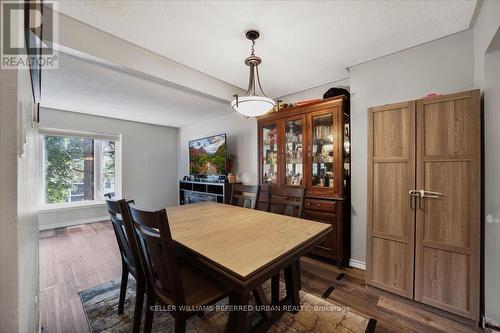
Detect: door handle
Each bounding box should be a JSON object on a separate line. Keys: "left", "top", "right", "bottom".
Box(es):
{"left": 418, "top": 190, "right": 443, "bottom": 210}
{"left": 421, "top": 190, "right": 442, "bottom": 198}
{"left": 408, "top": 190, "right": 421, "bottom": 209}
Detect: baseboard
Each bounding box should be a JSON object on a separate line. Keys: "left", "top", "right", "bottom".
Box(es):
{"left": 349, "top": 259, "right": 366, "bottom": 270}
{"left": 486, "top": 317, "right": 500, "bottom": 331}
{"left": 39, "top": 216, "right": 109, "bottom": 231}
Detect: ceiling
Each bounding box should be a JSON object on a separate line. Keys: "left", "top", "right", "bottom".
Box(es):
{"left": 41, "top": 52, "right": 229, "bottom": 127}
{"left": 56, "top": 0, "right": 478, "bottom": 98}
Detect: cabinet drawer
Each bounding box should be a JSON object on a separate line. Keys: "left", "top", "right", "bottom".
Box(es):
{"left": 304, "top": 199, "right": 336, "bottom": 213}
{"left": 303, "top": 209, "right": 336, "bottom": 222}
{"left": 310, "top": 229, "right": 337, "bottom": 259}
{"left": 318, "top": 228, "right": 336, "bottom": 250}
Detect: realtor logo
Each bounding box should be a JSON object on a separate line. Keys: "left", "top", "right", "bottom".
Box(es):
{"left": 1, "top": 0, "right": 58, "bottom": 69}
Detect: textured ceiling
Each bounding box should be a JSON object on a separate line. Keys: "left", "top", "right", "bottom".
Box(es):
{"left": 56, "top": 0, "right": 477, "bottom": 98}
{"left": 41, "top": 52, "right": 229, "bottom": 127}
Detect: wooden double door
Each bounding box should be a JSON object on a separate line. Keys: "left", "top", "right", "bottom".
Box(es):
{"left": 366, "top": 90, "right": 481, "bottom": 321}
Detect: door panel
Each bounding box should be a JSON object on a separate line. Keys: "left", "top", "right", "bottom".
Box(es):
{"left": 373, "top": 162, "right": 410, "bottom": 238}
{"left": 305, "top": 107, "right": 342, "bottom": 197}
{"left": 423, "top": 98, "right": 473, "bottom": 157}
{"left": 367, "top": 101, "right": 415, "bottom": 299}
{"left": 423, "top": 162, "right": 471, "bottom": 248}
{"left": 371, "top": 238, "right": 411, "bottom": 295}
{"left": 415, "top": 91, "right": 480, "bottom": 320}
{"left": 421, "top": 247, "right": 470, "bottom": 316}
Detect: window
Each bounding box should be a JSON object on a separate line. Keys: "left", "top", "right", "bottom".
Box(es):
{"left": 41, "top": 131, "right": 121, "bottom": 207}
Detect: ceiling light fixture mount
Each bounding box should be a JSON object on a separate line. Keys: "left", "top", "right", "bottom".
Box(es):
{"left": 231, "top": 30, "right": 275, "bottom": 117}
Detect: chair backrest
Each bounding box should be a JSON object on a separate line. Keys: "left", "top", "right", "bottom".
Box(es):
{"left": 128, "top": 203, "right": 185, "bottom": 305}
{"left": 266, "top": 186, "right": 306, "bottom": 218}
{"left": 105, "top": 197, "right": 139, "bottom": 275}
{"left": 255, "top": 184, "right": 271, "bottom": 211}
{"left": 230, "top": 184, "right": 261, "bottom": 209}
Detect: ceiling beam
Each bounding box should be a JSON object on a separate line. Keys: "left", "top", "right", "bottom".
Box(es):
{"left": 43, "top": 7, "right": 245, "bottom": 103}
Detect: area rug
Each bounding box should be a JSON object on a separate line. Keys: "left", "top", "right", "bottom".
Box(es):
{"left": 80, "top": 277, "right": 371, "bottom": 332}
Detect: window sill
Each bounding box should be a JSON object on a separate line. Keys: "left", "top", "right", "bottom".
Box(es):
{"left": 39, "top": 201, "right": 107, "bottom": 213}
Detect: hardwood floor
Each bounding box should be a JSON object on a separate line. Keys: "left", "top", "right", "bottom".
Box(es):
{"left": 39, "top": 221, "right": 488, "bottom": 333}
{"left": 40, "top": 222, "right": 122, "bottom": 333}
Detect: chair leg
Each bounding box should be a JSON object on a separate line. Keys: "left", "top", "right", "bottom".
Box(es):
{"left": 144, "top": 291, "right": 155, "bottom": 333}
{"left": 271, "top": 274, "right": 280, "bottom": 306}
{"left": 118, "top": 263, "right": 129, "bottom": 314}
{"left": 132, "top": 279, "right": 145, "bottom": 333}
{"left": 175, "top": 312, "right": 187, "bottom": 333}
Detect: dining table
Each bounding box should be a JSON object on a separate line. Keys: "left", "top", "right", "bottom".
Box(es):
{"left": 166, "top": 201, "right": 332, "bottom": 333}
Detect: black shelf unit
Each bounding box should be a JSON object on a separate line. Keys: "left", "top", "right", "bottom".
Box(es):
{"left": 179, "top": 180, "right": 232, "bottom": 205}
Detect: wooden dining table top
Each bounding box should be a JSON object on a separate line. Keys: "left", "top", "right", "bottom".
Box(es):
{"left": 166, "top": 202, "right": 331, "bottom": 281}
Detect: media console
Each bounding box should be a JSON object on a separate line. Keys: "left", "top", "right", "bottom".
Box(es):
{"left": 179, "top": 180, "right": 233, "bottom": 205}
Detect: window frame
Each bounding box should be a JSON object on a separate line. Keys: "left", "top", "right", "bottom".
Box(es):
{"left": 39, "top": 128, "right": 122, "bottom": 212}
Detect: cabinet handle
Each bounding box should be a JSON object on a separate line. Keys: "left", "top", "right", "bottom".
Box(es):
{"left": 316, "top": 203, "right": 321, "bottom": 207}
{"left": 306, "top": 202, "right": 311, "bottom": 206}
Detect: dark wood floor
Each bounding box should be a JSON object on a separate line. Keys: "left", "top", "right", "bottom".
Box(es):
{"left": 39, "top": 221, "right": 487, "bottom": 333}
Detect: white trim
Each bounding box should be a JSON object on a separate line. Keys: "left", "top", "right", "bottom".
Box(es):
{"left": 39, "top": 216, "right": 109, "bottom": 231}
{"left": 349, "top": 259, "right": 366, "bottom": 270}
{"left": 39, "top": 127, "right": 120, "bottom": 141}
{"left": 39, "top": 201, "right": 106, "bottom": 213}
{"left": 486, "top": 316, "right": 500, "bottom": 329}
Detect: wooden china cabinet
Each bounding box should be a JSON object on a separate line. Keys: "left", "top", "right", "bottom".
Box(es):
{"left": 257, "top": 96, "right": 350, "bottom": 266}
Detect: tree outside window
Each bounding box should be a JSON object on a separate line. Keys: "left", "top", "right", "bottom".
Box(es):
{"left": 43, "top": 135, "right": 116, "bottom": 204}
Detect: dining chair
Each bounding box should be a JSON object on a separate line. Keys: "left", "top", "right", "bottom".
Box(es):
{"left": 255, "top": 183, "right": 270, "bottom": 211}
{"left": 266, "top": 186, "right": 306, "bottom": 218}
{"left": 105, "top": 195, "right": 146, "bottom": 333}
{"left": 128, "top": 203, "right": 229, "bottom": 333}
{"left": 265, "top": 186, "right": 306, "bottom": 307}
{"left": 230, "top": 184, "right": 261, "bottom": 209}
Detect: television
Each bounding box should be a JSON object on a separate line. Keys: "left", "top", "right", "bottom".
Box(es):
{"left": 189, "top": 134, "right": 227, "bottom": 176}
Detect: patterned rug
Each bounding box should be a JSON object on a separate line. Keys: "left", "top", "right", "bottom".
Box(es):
{"left": 80, "top": 277, "right": 371, "bottom": 332}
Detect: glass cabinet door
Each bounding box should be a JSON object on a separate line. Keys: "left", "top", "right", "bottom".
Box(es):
{"left": 284, "top": 117, "right": 304, "bottom": 186}
{"left": 261, "top": 122, "right": 279, "bottom": 184}
{"left": 310, "top": 112, "right": 335, "bottom": 189}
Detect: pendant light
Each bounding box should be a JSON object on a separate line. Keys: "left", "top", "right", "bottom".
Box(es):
{"left": 231, "top": 30, "right": 275, "bottom": 117}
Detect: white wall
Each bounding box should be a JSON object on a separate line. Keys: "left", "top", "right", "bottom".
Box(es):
{"left": 178, "top": 111, "right": 258, "bottom": 184}
{"left": 39, "top": 108, "right": 179, "bottom": 229}
{"left": 0, "top": 37, "right": 39, "bottom": 333}
{"left": 484, "top": 47, "right": 500, "bottom": 326}
{"left": 473, "top": 0, "right": 500, "bottom": 88}
{"left": 473, "top": 0, "right": 500, "bottom": 324}
{"left": 279, "top": 78, "right": 350, "bottom": 104}
{"left": 348, "top": 30, "right": 475, "bottom": 264}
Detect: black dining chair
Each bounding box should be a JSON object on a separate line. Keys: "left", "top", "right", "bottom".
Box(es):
{"left": 230, "top": 184, "right": 261, "bottom": 209}
{"left": 105, "top": 195, "right": 145, "bottom": 333}
{"left": 128, "top": 203, "right": 229, "bottom": 333}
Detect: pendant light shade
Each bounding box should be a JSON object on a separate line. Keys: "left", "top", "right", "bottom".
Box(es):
{"left": 231, "top": 30, "right": 275, "bottom": 117}
{"left": 231, "top": 95, "right": 275, "bottom": 117}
